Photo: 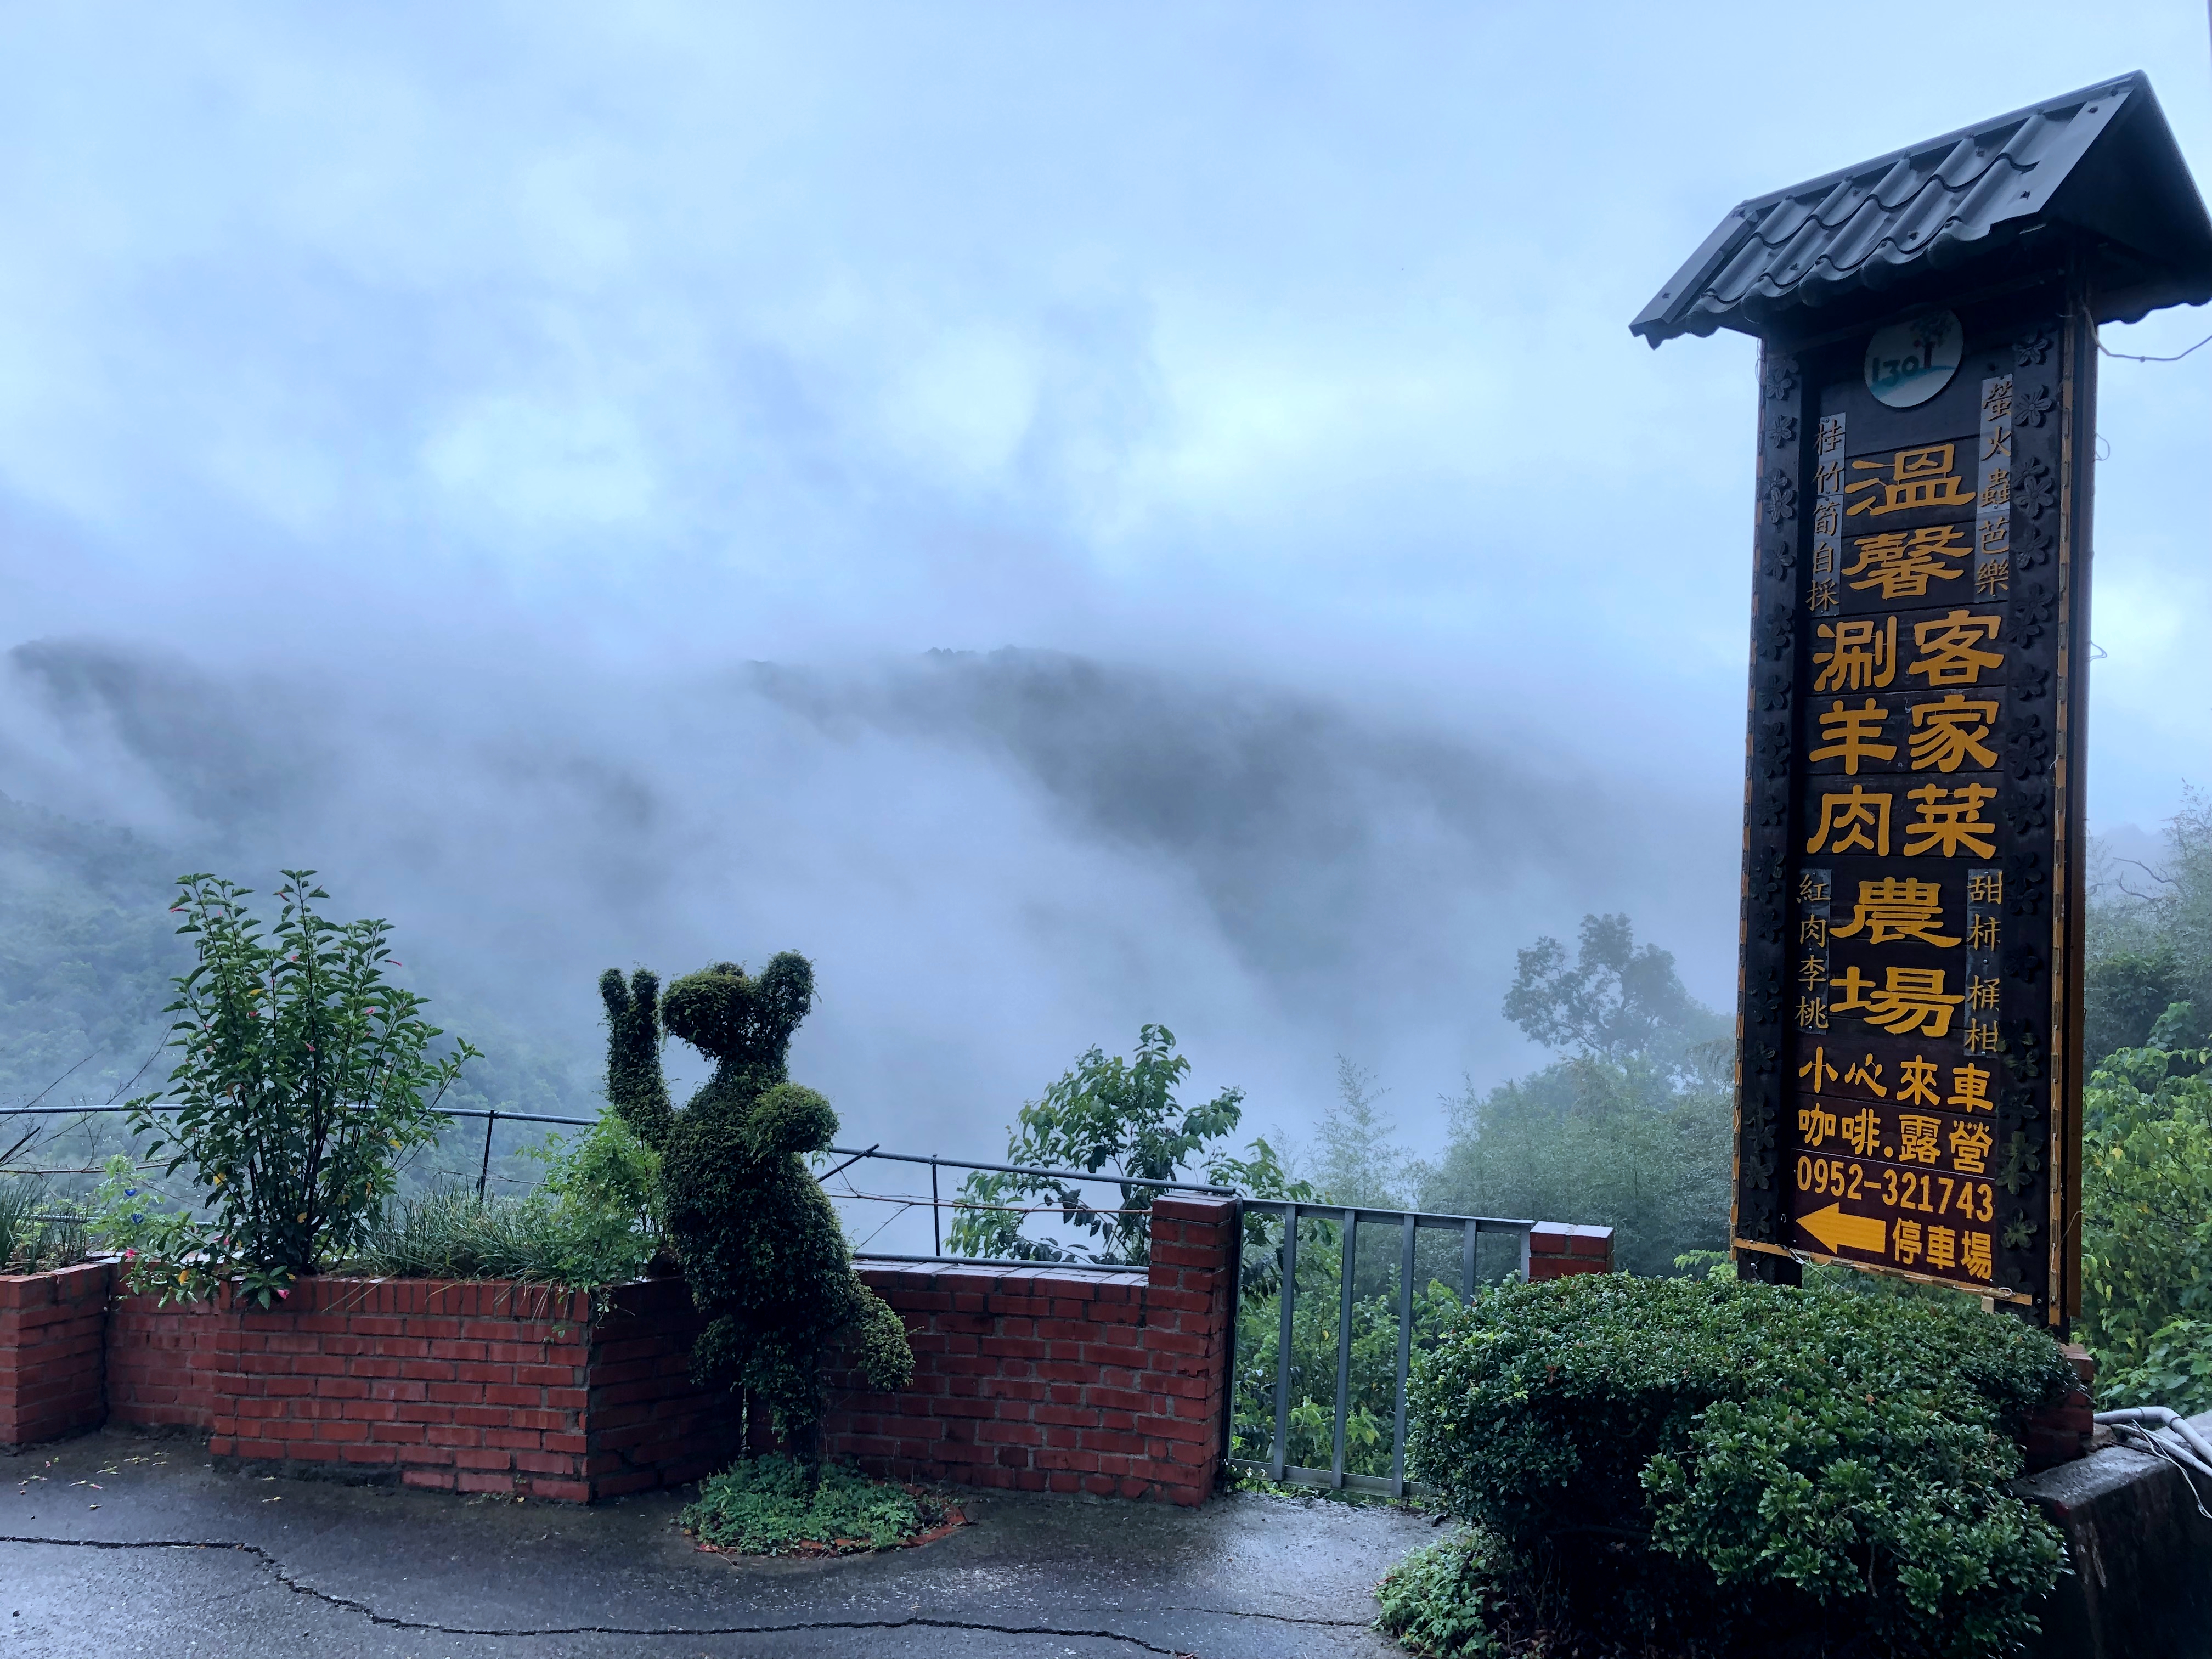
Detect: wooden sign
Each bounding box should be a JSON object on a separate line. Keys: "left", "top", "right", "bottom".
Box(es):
{"left": 1633, "top": 75, "right": 2212, "bottom": 1327}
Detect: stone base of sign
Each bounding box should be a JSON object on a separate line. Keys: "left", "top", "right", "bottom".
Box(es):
{"left": 2016, "top": 1410, "right": 2212, "bottom": 1659}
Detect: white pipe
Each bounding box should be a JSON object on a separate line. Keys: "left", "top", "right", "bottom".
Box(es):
{"left": 2095, "top": 1406, "right": 2212, "bottom": 1471}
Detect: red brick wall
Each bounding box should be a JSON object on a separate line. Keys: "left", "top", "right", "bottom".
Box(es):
{"left": 1, "top": 1263, "right": 112, "bottom": 1449}
{"left": 105, "top": 1278, "right": 605, "bottom": 1499}
{"left": 582, "top": 1276, "right": 743, "bottom": 1497}
{"left": 7, "top": 1199, "right": 1656, "bottom": 1500}
{"left": 2025, "top": 1342, "right": 2097, "bottom": 1471}
{"left": 1527, "top": 1222, "right": 1616, "bottom": 1281}
{"left": 823, "top": 1194, "right": 1239, "bottom": 1506}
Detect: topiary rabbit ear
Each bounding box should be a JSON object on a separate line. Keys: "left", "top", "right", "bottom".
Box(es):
{"left": 599, "top": 968, "right": 631, "bottom": 1017}
{"left": 755, "top": 952, "right": 816, "bottom": 1033}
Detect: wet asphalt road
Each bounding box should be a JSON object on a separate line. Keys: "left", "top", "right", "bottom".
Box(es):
{"left": 1, "top": 1429, "right": 1429, "bottom": 1658}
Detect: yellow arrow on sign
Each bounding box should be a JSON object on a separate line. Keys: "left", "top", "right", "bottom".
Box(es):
{"left": 1797, "top": 1204, "right": 1886, "bottom": 1255}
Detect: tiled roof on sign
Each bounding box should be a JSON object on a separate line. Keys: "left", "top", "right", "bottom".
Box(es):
{"left": 1633, "top": 72, "right": 2212, "bottom": 347}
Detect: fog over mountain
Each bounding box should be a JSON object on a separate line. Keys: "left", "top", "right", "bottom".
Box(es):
{"left": 0, "top": 634, "right": 1727, "bottom": 1151}
{"left": 2, "top": 5, "right": 2207, "bottom": 1158}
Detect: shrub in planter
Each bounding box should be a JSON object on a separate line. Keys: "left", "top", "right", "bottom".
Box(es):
{"left": 0, "top": 1177, "right": 91, "bottom": 1274}
{"left": 1388, "top": 1274, "right": 2078, "bottom": 1659}
{"left": 102, "top": 871, "right": 475, "bottom": 1305}
{"left": 354, "top": 1111, "right": 664, "bottom": 1289}
{"left": 601, "top": 953, "right": 912, "bottom": 1457}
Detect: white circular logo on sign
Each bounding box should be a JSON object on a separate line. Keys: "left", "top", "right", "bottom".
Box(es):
{"left": 1864, "top": 311, "right": 1962, "bottom": 408}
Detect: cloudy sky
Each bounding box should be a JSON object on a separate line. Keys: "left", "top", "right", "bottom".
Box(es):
{"left": 2, "top": 4, "right": 2207, "bottom": 1160}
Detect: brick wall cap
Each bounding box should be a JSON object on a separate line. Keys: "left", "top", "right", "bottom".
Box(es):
{"left": 1147, "top": 1195, "right": 1237, "bottom": 1224}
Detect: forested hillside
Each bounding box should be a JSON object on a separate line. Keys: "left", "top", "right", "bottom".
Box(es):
{"left": 0, "top": 794, "right": 600, "bottom": 1130}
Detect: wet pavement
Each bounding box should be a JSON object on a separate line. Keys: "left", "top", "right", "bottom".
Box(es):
{"left": 1, "top": 1429, "right": 1430, "bottom": 1658}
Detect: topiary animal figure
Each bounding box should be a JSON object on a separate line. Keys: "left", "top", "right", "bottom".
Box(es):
{"left": 601, "top": 952, "right": 911, "bottom": 1459}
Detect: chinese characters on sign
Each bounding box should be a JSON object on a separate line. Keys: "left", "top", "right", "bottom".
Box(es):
{"left": 1736, "top": 321, "right": 2079, "bottom": 1320}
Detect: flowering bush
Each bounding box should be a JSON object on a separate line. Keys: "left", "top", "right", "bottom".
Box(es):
{"left": 105, "top": 871, "right": 474, "bottom": 1306}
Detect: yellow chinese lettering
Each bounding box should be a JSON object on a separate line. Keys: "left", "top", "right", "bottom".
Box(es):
{"left": 1903, "top": 783, "right": 1998, "bottom": 859}
{"left": 1960, "top": 1231, "right": 1993, "bottom": 1281}
{"left": 1797, "top": 1047, "right": 1838, "bottom": 1093}
{"left": 1828, "top": 876, "right": 1961, "bottom": 947}
{"left": 1799, "top": 1103, "right": 1837, "bottom": 1147}
{"left": 1967, "top": 871, "right": 2004, "bottom": 904}
{"left": 1844, "top": 524, "right": 1969, "bottom": 599}
{"left": 1895, "top": 1219, "right": 1923, "bottom": 1264}
{"left": 1831, "top": 966, "right": 1963, "bottom": 1038}
{"left": 1925, "top": 1224, "right": 1957, "bottom": 1270}
{"left": 1897, "top": 1056, "right": 1940, "bottom": 1108}
{"left": 1948, "top": 1120, "right": 1993, "bottom": 1174}
{"left": 1843, "top": 1054, "right": 1887, "bottom": 1098}
{"left": 1967, "top": 911, "right": 2000, "bottom": 949}
{"left": 1946, "top": 1065, "right": 1993, "bottom": 1114}
{"left": 1845, "top": 445, "right": 1977, "bottom": 517}
{"left": 1804, "top": 786, "right": 1893, "bottom": 856}
{"left": 1838, "top": 1107, "right": 1879, "bottom": 1156}
{"left": 1908, "top": 695, "right": 2000, "bottom": 774}
{"left": 1814, "top": 616, "right": 1898, "bottom": 692}
{"left": 1906, "top": 611, "right": 2004, "bottom": 687}
{"left": 1811, "top": 700, "right": 1897, "bottom": 775}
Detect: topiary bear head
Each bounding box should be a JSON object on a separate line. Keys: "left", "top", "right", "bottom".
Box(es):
{"left": 661, "top": 952, "right": 815, "bottom": 1079}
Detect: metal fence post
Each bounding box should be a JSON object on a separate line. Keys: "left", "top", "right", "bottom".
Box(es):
{"left": 1272, "top": 1204, "right": 1296, "bottom": 1482}
{"left": 1331, "top": 1207, "right": 1357, "bottom": 1490}
{"left": 1462, "top": 1217, "right": 1478, "bottom": 1302}
{"left": 931, "top": 1158, "right": 941, "bottom": 1255}
{"left": 476, "top": 1110, "right": 497, "bottom": 1201}
{"left": 1391, "top": 1213, "right": 1418, "bottom": 1496}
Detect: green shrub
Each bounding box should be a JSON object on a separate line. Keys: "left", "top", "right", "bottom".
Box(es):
{"left": 681, "top": 1455, "right": 948, "bottom": 1554}
{"left": 1398, "top": 1274, "right": 2076, "bottom": 1659}
{"left": 111, "top": 871, "right": 475, "bottom": 1305}
{"left": 354, "top": 1112, "right": 665, "bottom": 1289}
{"left": 949, "top": 1024, "right": 1243, "bottom": 1266}
{"left": 2095, "top": 1316, "right": 2212, "bottom": 1418}
{"left": 2079, "top": 1042, "right": 2212, "bottom": 1389}
{"left": 1376, "top": 1526, "right": 1525, "bottom": 1659}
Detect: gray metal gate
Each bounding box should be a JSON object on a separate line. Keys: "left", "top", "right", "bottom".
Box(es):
{"left": 1229, "top": 1200, "right": 1533, "bottom": 1498}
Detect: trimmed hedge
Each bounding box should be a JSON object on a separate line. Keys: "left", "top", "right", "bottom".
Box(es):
{"left": 1388, "top": 1274, "right": 2079, "bottom": 1658}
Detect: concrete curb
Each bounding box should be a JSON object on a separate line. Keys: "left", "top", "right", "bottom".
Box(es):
{"left": 2016, "top": 1409, "right": 2212, "bottom": 1659}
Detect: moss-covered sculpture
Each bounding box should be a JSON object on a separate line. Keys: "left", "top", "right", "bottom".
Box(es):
{"left": 599, "top": 953, "right": 912, "bottom": 1457}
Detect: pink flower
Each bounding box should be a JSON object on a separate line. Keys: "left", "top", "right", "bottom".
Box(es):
{"left": 278, "top": 1289, "right": 291, "bottom": 1299}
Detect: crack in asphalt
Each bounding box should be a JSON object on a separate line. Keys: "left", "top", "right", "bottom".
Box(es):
{"left": 0, "top": 1534, "right": 1368, "bottom": 1652}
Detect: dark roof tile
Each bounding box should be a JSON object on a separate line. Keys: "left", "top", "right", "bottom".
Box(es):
{"left": 1633, "top": 73, "right": 2212, "bottom": 346}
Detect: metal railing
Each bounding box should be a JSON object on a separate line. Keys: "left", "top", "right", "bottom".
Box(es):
{"left": 1, "top": 1102, "right": 1229, "bottom": 1267}
{"left": 1231, "top": 1200, "right": 1534, "bottom": 1499}
{"left": 7, "top": 1100, "right": 1535, "bottom": 1499}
